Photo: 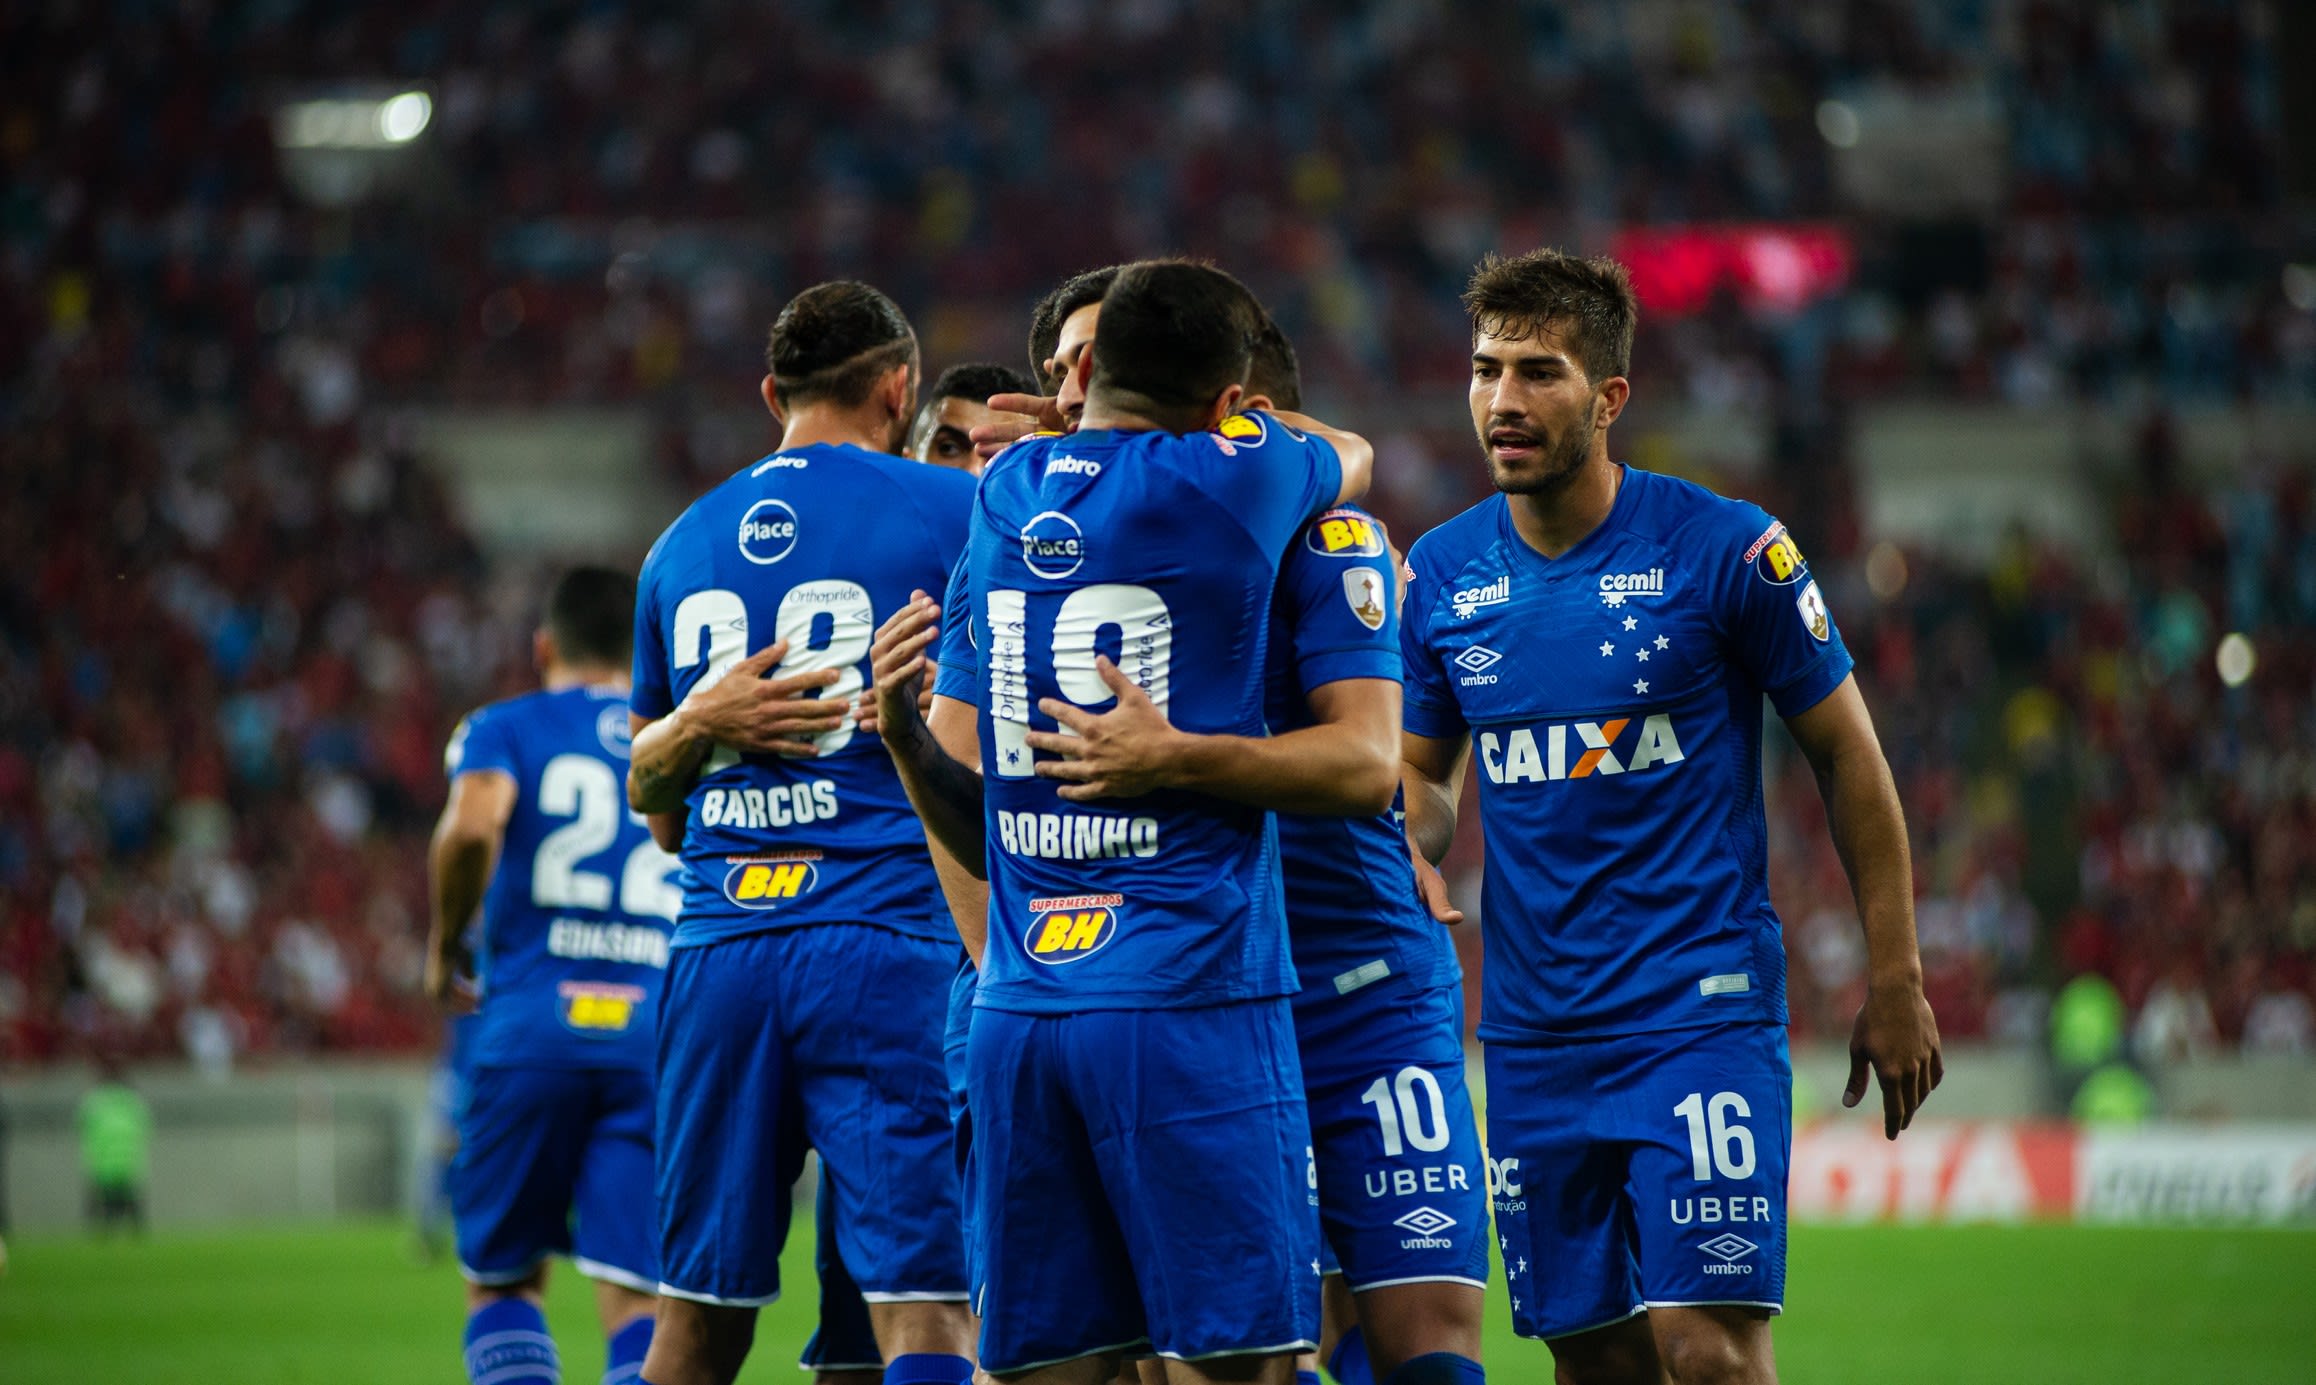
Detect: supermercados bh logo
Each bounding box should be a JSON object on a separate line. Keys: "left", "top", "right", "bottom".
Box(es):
{"left": 558, "top": 981, "right": 645, "bottom": 1034}
{"left": 721, "top": 851, "right": 822, "bottom": 909}
{"left": 1452, "top": 576, "right": 1509, "bottom": 619}
{"left": 1024, "top": 893, "right": 1121, "bottom": 964}
{"left": 1746, "top": 522, "right": 1806, "bottom": 585}
{"left": 738, "top": 498, "right": 800, "bottom": 565}
{"left": 1021, "top": 510, "right": 1086, "bottom": 579}
{"left": 1212, "top": 413, "right": 1267, "bottom": 455}
{"left": 1306, "top": 508, "right": 1386, "bottom": 558}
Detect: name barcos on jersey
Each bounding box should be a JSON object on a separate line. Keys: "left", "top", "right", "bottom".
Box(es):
{"left": 698, "top": 780, "right": 841, "bottom": 829}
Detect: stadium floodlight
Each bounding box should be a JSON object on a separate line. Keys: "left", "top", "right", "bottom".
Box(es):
{"left": 378, "top": 92, "right": 432, "bottom": 144}
{"left": 275, "top": 91, "right": 433, "bottom": 150}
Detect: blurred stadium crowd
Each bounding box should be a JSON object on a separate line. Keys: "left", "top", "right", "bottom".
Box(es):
{"left": 1, "top": 1, "right": 2309, "bottom": 1070}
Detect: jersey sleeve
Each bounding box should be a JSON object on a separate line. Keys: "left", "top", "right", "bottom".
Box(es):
{"left": 1712, "top": 508, "right": 1854, "bottom": 718}
{"left": 1176, "top": 412, "right": 1343, "bottom": 557}
{"left": 445, "top": 705, "right": 519, "bottom": 781}
{"left": 629, "top": 529, "right": 676, "bottom": 720}
{"left": 1282, "top": 509, "right": 1401, "bottom": 694}
{"left": 1397, "top": 540, "right": 1467, "bottom": 740}
{"left": 931, "top": 548, "right": 980, "bottom": 706}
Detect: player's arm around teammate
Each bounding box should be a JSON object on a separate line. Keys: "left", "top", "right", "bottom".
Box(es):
{"left": 625, "top": 638, "right": 851, "bottom": 848}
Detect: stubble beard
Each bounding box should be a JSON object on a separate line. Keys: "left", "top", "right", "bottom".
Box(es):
{"left": 1485, "top": 400, "right": 1596, "bottom": 498}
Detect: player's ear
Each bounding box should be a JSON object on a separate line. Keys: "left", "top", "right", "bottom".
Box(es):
{"left": 1241, "top": 392, "right": 1275, "bottom": 412}
{"left": 760, "top": 374, "right": 786, "bottom": 424}
{"left": 1198, "top": 382, "right": 1246, "bottom": 433}
{"left": 1593, "top": 375, "right": 1631, "bottom": 430}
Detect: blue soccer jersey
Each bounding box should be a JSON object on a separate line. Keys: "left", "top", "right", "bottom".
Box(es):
{"left": 445, "top": 685, "right": 681, "bottom": 1071}
{"left": 632, "top": 444, "right": 979, "bottom": 949}
{"left": 1400, "top": 467, "right": 1853, "bottom": 1040}
{"left": 950, "top": 412, "right": 1341, "bottom": 1012}
{"left": 1266, "top": 505, "right": 1459, "bottom": 1007}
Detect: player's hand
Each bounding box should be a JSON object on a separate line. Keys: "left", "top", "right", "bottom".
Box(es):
{"left": 677, "top": 640, "right": 848, "bottom": 756}
{"left": 863, "top": 591, "right": 942, "bottom": 748}
{"left": 1410, "top": 842, "right": 1464, "bottom": 925}
{"left": 423, "top": 943, "right": 477, "bottom": 1015}
{"left": 971, "top": 393, "right": 1065, "bottom": 462}
{"left": 1844, "top": 981, "right": 1944, "bottom": 1139}
{"left": 1028, "top": 657, "right": 1182, "bottom": 802}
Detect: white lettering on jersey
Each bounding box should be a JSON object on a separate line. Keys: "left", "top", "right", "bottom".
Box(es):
{"left": 1451, "top": 576, "right": 1510, "bottom": 619}
{"left": 1478, "top": 714, "right": 1686, "bottom": 784}
{"left": 546, "top": 919, "right": 672, "bottom": 969}
{"left": 994, "top": 811, "right": 1160, "bottom": 860}
{"left": 698, "top": 781, "right": 841, "bottom": 830}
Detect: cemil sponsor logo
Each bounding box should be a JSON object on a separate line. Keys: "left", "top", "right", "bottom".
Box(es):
{"left": 1024, "top": 893, "right": 1121, "bottom": 964}
{"left": 721, "top": 851, "right": 822, "bottom": 909}
{"left": 1451, "top": 575, "right": 1509, "bottom": 619}
{"left": 1478, "top": 714, "right": 1687, "bottom": 783}
{"left": 737, "top": 499, "right": 800, "bottom": 565}
{"left": 558, "top": 981, "right": 646, "bottom": 1033}
{"left": 1307, "top": 509, "right": 1386, "bottom": 558}
{"left": 1020, "top": 510, "right": 1087, "bottom": 580}
{"left": 1597, "top": 567, "right": 1668, "bottom": 607}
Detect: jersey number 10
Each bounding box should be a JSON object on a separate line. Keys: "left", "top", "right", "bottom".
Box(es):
{"left": 988, "top": 584, "right": 1173, "bottom": 778}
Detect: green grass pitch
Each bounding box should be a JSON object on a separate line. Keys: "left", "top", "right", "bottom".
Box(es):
{"left": 1, "top": 1220, "right": 2310, "bottom": 1383}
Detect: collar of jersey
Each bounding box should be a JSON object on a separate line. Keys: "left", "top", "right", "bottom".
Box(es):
{"left": 1493, "top": 462, "right": 1640, "bottom": 571}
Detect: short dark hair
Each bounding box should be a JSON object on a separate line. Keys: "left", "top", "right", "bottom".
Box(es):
{"left": 1026, "top": 266, "right": 1120, "bottom": 387}
{"left": 1245, "top": 314, "right": 1302, "bottom": 411}
{"left": 765, "top": 281, "right": 917, "bottom": 410}
{"left": 1461, "top": 249, "right": 1638, "bottom": 384}
{"left": 926, "top": 361, "right": 1037, "bottom": 408}
{"left": 1087, "top": 260, "right": 1258, "bottom": 427}
{"left": 545, "top": 566, "right": 635, "bottom": 668}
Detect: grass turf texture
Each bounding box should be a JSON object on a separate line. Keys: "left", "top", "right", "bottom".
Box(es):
{"left": 0, "top": 1222, "right": 2310, "bottom": 1383}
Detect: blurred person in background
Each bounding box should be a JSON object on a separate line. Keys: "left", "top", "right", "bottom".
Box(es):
{"left": 909, "top": 363, "right": 1039, "bottom": 475}
{"left": 428, "top": 568, "right": 680, "bottom": 1385}
{"left": 79, "top": 1053, "right": 151, "bottom": 1237}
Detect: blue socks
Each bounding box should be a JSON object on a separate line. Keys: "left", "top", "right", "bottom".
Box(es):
{"left": 1382, "top": 1354, "right": 1485, "bottom": 1385}
{"left": 1328, "top": 1326, "right": 1374, "bottom": 1385}
{"left": 603, "top": 1315, "right": 653, "bottom": 1385}
{"left": 464, "top": 1297, "right": 560, "bottom": 1384}
{"left": 883, "top": 1353, "right": 974, "bottom": 1385}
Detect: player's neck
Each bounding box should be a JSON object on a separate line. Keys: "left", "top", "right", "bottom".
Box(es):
{"left": 1506, "top": 452, "right": 1622, "bottom": 560}
{"left": 778, "top": 404, "right": 897, "bottom": 456}
{"left": 542, "top": 662, "right": 629, "bottom": 693}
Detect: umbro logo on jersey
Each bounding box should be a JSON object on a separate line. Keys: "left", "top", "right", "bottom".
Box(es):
{"left": 1478, "top": 714, "right": 1687, "bottom": 784}
{"left": 1597, "top": 567, "right": 1666, "bottom": 607}
{"left": 1453, "top": 645, "right": 1502, "bottom": 686}
{"left": 1394, "top": 1204, "right": 1459, "bottom": 1250}
{"left": 1701, "top": 1232, "right": 1758, "bottom": 1264}
{"left": 1451, "top": 576, "right": 1509, "bottom": 619}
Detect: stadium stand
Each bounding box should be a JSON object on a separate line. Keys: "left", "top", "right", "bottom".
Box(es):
{"left": 0, "top": 1, "right": 2307, "bottom": 1067}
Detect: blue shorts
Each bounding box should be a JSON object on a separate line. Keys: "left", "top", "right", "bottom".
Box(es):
{"left": 654, "top": 925, "right": 967, "bottom": 1308}
{"left": 801, "top": 1168, "right": 883, "bottom": 1372}
{"left": 1485, "top": 1021, "right": 1791, "bottom": 1339}
{"left": 968, "top": 999, "right": 1320, "bottom": 1373}
{"left": 1297, "top": 982, "right": 1488, "bottom": 1293}
{"left": 803, "top": 957, "right": 980, "bottom": 1372}
{"left": 451, "top": 1064, "right": 657, "bottom": 1292}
